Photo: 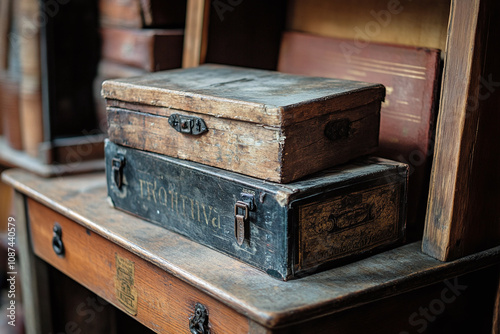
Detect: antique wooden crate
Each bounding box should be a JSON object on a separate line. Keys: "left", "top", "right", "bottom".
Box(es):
{"left": 102, "top": 64, "right": 385, "bottom": 183}
{"left": 105, "top": 140, "right": 407, "bottom": 280}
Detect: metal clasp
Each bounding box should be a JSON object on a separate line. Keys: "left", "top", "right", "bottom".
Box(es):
{"left": 234, "top": 201, "right": 249, "bottom": 246}
{"left": 169, "top": 113, "right": 208, "bottom": 135}
{"left": 112, "top": 155, "right": 126, "bottom": 189}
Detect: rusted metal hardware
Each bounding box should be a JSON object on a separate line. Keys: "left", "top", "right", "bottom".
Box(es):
{"left": 52, "top": 223, "right": 64, "bottom": 257}
{"left": 169, "top": 113, "right": 208, "bottom": 135}
{"left": 189, "top": 303, "right": 210, "bottom": 334}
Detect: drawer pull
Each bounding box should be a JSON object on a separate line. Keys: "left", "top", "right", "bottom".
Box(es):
{"left": 189, "top": 303, "right": 210, "bottom": 334}
{"left": 52, "top": 223, "right": 65, "bottom": 257}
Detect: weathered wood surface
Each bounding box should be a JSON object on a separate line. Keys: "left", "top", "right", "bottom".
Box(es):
{"left": 99, "top": 0, "right": 187, "bottom": 28}
{"left": 278, "top": 31, "right": 441, "bottom": 241}
{"left": 286, "top": 0, "right": 450, "bottom": 51}
{"left": 3, "top": 169, "right": 500, "bottom": 329}
{"left": 28, "top": 198, "right": 249, "bottom": 334}
{"left": 14, "top": 192, "right": 53, "bottom": 334}
{"left": 106, "top": 141, "right": 407, "bottom": 280}
{"left": 182, "top": 0, "right": 209, "bottom": 68}
{"left": 101, "top": 27, "right": 184, "bottom": 72}
{"left": 423, "top": 0, "right": 500, "bottom": 261}
{"left": 102, "top": 64, "right": 384, "bottom": 126}
{"left": 103, "top": 64, "right": 384, "bottom": 183}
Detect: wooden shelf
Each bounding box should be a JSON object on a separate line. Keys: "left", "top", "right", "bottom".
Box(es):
{"left": 0, "top": 136, "right": 104, "bottom": 177}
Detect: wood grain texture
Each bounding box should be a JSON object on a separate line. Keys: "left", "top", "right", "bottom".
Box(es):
{"left": 100, "top": 27, "right": 184, "bottom": 72}
{"left": 28, "top": 198, "right": 250, "bottom": 334}
{"left": 3, "top": 169, "right": 500, "bottom": 329}
{"left": 423, "top": 0, "right": 500, "bottom": 261}
{"left": 0, "top": 168, "right": 14, "bottom": 229}
{"left": 286, "top": 0, "right": 450, "bottom": 51}
{"left": 182, "top": 0, "right": 210, "bottom": 68}
{"left": 107, "top": 106, "right": 281, "bottom": 180}
{"left": 278, "top": 31, "right": 441, "bottom": 241}
{"left": 14, "top": 192, "right": 53, "bottom": 334}
{"left": 104, "top": 65, "right": 383, "bottom": 182}
{"left": 102, "top": 65, "right": 384, "bottom": 126}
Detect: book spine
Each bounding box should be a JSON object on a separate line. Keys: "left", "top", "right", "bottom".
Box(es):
{"left": 18, "top": 0, "right": 44, "bottom": 157}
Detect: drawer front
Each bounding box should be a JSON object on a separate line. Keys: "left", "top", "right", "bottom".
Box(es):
{"left": 28, "top": 198, "right": 250, "bottom": 334}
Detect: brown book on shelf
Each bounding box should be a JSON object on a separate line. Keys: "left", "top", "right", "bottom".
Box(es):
{"left": 0, "top": 75, "right": 22, "bottom": 150}
{"left": 278, "top": 31, "right": 441, "bottom": 240}
{"left": 18, "top": 0, "right": 44, "bottom": 157}
{"left": 101, "top": 27, "right": 184, "bottom": 72}
{"left": 99, "top": 0, "right": 186, "bottom": 28}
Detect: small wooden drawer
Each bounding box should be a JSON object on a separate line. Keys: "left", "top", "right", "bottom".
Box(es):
{"left": 27, "top": 198, "right": 251, "bottom": 333}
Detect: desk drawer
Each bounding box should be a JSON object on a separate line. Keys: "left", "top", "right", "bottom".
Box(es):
{"left": 27, "top": 198, "right": 252, "bottom": 334}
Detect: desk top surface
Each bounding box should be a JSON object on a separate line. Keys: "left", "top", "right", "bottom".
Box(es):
{"left": 3, "top": 169, "right": 500, "bottom": 328}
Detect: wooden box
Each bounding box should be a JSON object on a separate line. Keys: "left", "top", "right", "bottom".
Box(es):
{"left": 102, "top": 64, "right": 385, "bottom": 183}
{"left": 100, "top": 27, "right": 184, "bottom": 72}
{"left": 105, "top": 140, "right": 407, "bottom": 280}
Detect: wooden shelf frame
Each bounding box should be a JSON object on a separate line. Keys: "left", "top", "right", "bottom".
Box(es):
{"left": 3, "top": 169, "right": 500, "bottom": 332}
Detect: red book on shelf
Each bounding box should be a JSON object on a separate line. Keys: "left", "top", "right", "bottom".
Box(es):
{"left": 278, "top": 31, "right": 441, "bottom": 240}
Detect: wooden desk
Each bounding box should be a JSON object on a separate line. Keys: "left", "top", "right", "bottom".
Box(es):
{"left": 3, "top": 169, "right": 500, "bottom": 333}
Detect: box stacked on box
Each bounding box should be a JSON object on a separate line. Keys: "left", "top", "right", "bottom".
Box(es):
{"left": 102, "top": 64, "right": 408, "bottom": 280}
{"left": 94, "top": 0, "right": 185, "bottom": 132}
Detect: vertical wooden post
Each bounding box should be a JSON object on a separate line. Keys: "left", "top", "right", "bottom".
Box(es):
{"left": 182, "top": 0, "right": 210, "bottom": 68}
{"left": 15, "top": 192, "right": 52, "bottom": 334}
{"left": 423, "top": 0, "right": 500, "bottom": 260}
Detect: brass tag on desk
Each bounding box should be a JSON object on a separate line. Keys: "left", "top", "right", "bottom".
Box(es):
{"left": 114, "top": 253, "right": 138, "bottom": 315}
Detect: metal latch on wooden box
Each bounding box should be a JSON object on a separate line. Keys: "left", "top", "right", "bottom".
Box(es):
{"left": 168, "top": 113, "right": 208, "bottom": 135}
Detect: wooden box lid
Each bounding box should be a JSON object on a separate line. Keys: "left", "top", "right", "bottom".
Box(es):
{"left": 101, "top": 64, "right": 385, "bottom": 127}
